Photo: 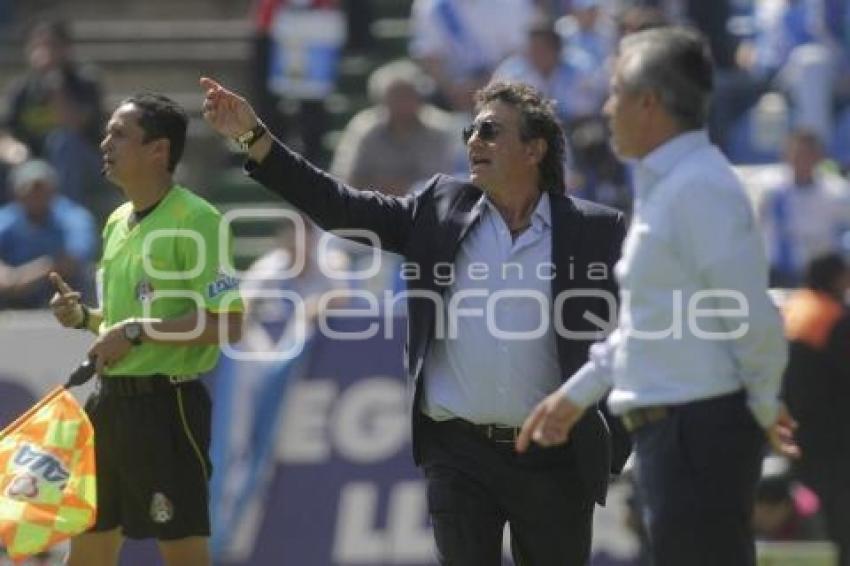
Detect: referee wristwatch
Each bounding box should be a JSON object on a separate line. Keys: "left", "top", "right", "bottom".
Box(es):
{"left": 235, "top": 122, "right": 267, "bottom": 151}
{"left": 123, "top": 321, "right": 144, "bottom": 346}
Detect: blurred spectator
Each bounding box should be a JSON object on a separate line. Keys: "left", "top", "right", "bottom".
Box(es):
{"left": 754, "top": 457, "right": 825, "bottom": 542}
{"left": 493, "top": 17, "right": 607, "bottom": 122}
{"left": 409, "top": 0, "right": 535, "bottom": 111}
{"left": 615, "top": 4, "right": 668, "bottom": 37}
{"left": 757, "top": 130, "right": 850, "bottom": 286}
{"left": 252, "top": 0, "right": 346, "bottom": 165}
{"left": 724, "top": 0, "right": 850, "bottom": 151}
{"left": 566, "top": 114, "right": 631, "bottom": 212}
{"left": 330, "top": 60, "right": 458, "bottom": 196}
{"left": 5, "top": 20, "right": 104, "bottom": 206}
{"left": 240, "top": 214, "right": 350, "bottom": 347}
{"left": 0, "top": 159, "right": 96, "bottom": 310}
{"left": 782, "top": 252, "right": 850, "bottom": 566}
{"left": 558, "top": 0, "right": 615, "bottom": 70}
{"left": 0, "top": 132, "right": 29, "bottom": 205}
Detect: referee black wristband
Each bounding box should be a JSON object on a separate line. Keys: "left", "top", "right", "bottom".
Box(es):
{"left": 74, "top": 305, "right": 90, "bottom": 330}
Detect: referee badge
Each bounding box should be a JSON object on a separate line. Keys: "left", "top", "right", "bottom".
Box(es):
{"left": 207, "top": 269, "right": 239, "bottom": 298}
{"left": 150, "top": 492, "right": 174, "bottom": 524}
{"left": 135, "top": 279, "right": 155, "bottom": 303}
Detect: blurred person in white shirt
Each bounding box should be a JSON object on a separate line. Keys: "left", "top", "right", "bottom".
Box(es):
{"left": 758, "top": 129, "right": 850, "bottom": 287}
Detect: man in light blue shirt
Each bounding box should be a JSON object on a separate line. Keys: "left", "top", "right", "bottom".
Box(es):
{"left": 518, "top": 26, "right": 799, "bottom": 566}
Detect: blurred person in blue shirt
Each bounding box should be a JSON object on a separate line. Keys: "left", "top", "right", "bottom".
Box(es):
{"left": 410, "top": 0, "right": 535, "bottom": 111}
{"left": 559, "top": 0, "right": 614, "bottom": 70}
{"left": 730, "top": 0, "right": 850, "bottom": 147}
{"left": 0, "top": 159, "right": 96, "bottom": 309}
{"left": 757, "top": 129, "right": 850, "bottom": 287}
{"left": 493, "top": 17, "right": 608, "bottom": 123}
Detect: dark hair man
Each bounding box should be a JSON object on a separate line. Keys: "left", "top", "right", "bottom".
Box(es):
{"left": 200, "top": 76, "right": 629, "bottom": 564}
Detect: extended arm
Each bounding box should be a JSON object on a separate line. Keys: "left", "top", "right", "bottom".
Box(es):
{"left": 200, "top": 77, "right": 422, "bottom": 254}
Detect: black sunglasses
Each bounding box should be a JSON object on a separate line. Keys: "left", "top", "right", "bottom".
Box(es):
{"left": 462, "top": 120, "right": 502, "bottom": 143}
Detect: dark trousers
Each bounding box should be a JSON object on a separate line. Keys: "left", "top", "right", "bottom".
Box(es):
{"left": 632, "top": 391, "right": 765, "bottom": 566}
{"left": 420, "top": 417, "right": 594, "bottom": 566}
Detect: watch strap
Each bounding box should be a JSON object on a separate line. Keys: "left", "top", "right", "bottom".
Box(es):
{"left": 74, "top": 305, "right": 90, "bottom": 330}
{"left": 235, "top": 122, "right": 267, "bottom": 151}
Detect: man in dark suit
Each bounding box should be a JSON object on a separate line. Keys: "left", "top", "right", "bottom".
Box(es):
{"left": 201, "top": 77, "right": 628, "bottom": 565}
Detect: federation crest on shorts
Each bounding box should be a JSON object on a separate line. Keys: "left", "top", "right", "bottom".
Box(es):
{"left": 135, "top": 279, "right": 155, "bottom": 303}
{"left": 150, "top": 492, "right": 174, "bottom": 524}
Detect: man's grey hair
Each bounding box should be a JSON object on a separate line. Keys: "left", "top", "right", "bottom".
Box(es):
{"left": 618, "top": 26, "right": 714, "bottom": 131}
{"left": 367, "top": 59, "right": 434, "bottom": 103}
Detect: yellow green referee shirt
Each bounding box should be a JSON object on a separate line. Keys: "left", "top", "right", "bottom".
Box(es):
{"left": 97, "top": 185, "right": 243, "bottom": 376}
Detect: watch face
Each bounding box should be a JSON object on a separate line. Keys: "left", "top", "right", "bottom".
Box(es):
{"left": 125, "top": 322, "right": 142, "bottom": 343}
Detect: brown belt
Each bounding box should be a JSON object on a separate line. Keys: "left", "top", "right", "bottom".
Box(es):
{"left": 621, "top": 390, "right": 748, "bottom": 433}
{"left": 620, "top": 405, "right": 673, "bottom": 433}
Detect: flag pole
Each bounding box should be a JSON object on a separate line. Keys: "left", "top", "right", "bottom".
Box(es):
{"left": 0, "top": 386, "right": 65, "bottom": 440}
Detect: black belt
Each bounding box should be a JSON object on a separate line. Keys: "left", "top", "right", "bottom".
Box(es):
{"left": 443, "top": 418, "right": 521, "bottom": 444}
{"left": 98, "top": 374, "right": 198, "bottom": 397}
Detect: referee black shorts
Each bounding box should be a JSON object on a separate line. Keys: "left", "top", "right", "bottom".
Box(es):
{"left": 83, "top": 377, "right": 213, "bottom": 540}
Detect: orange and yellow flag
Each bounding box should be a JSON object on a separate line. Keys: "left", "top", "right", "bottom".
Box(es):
{"left": 0, "top": 386, "right": 96, "bottom": 561}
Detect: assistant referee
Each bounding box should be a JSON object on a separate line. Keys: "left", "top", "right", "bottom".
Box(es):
{"left": 49, "top": 93, "right": 243, "bottom": 566}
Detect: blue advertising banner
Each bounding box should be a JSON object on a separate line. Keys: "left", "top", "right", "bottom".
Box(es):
{"left": 0, "top": 313, "right": 639, "bottom": 565}
{"left": 212, "top": 316, "right": 436, "bottom": 565}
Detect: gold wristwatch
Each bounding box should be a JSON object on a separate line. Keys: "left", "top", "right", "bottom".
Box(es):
{"left": 235, "top": 122, "right": 267, "bottom": 151}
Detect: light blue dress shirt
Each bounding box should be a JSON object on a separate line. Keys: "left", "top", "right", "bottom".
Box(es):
{"left": 560, "top": 131, "right": 788, "bottom": 428}
{"left": 421, "top": 192, "right": 563, "bottom": 426}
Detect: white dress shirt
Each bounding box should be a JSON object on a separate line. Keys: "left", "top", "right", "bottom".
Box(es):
{"left": 422, "top": 193, "right": 564, "bottom": 426}
{"left": 560, "top": 130, "right": 788, "bottom": 428}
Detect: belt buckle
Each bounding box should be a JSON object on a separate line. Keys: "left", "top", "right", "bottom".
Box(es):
{"left": 622, "top": 406, "right": 669, "bottom": 433}
{"left": 489, "top": 425, "right": 517, "bottom": 444}
{"left": 168, "top": 375, "right": 196, "bottom": 385}
{"left": 621, "top": 412, "right": 638, "bottom": 433}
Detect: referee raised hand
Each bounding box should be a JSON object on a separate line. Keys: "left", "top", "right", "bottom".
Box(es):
{"left": 48, "top": 271, "right": 85, "bottom": 329}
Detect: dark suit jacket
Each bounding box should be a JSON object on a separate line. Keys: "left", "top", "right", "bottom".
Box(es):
{"left": 248, "top": 140, "right": 630, "bottom": 504}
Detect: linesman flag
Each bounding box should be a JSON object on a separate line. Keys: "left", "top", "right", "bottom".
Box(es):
{"left": 0, "top": 385, "right": 96, "bottom": 560}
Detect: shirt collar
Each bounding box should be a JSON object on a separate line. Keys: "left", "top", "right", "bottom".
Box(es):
{"left": 634, "top": 129, "right": 710, "bottom": 198}
{"left": 481, "top": 191, "right": 552, "bottom": 230}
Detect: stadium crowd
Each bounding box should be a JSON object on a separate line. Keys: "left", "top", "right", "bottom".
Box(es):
{"left": 1, "top": 0, "right": 850, "bottom": 564}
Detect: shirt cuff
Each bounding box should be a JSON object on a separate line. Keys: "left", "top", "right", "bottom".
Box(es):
{"left": 748, "top": 397, "right": 780, "bottom": 429}
{"left": 558, "top": 361, "right": 610, "bottom": 409}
